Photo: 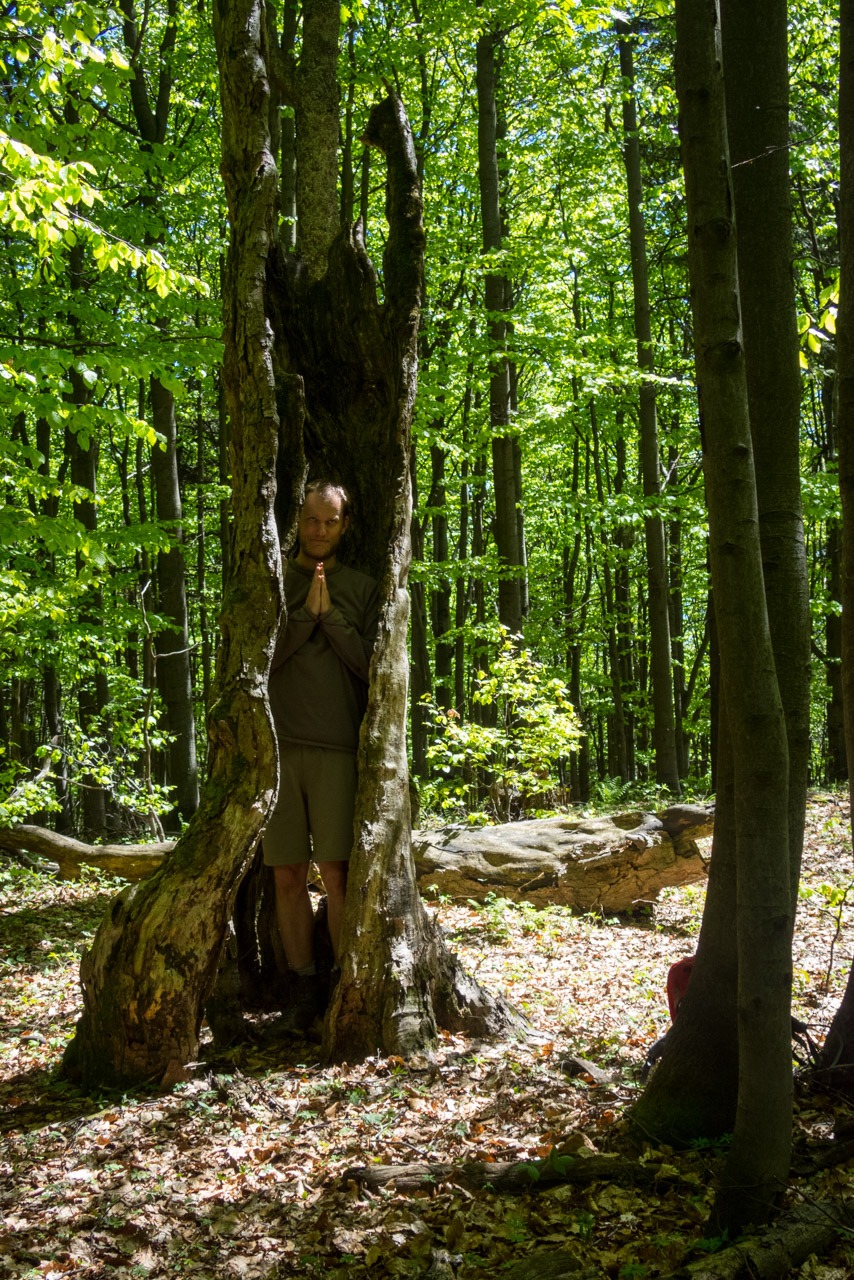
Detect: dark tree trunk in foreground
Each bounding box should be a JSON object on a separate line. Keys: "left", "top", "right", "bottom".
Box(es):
{"left": 634, "top": 0, "right": 793, "bottom": 1235}
{"left": 820, "top": 0, "right": 854, "bottom": 1075}
{"left": 61, "top": 0, "right": 286, "bottom": 1088}
{"left": 721, "top": 0, "right": 809, "bottom": 908}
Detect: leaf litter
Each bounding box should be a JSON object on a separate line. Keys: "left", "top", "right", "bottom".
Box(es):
{"left": 1, "top": 793, "right": 854, "bottom": 1279}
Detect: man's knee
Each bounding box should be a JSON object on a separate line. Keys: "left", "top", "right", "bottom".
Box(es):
{"left": 318, "top": 860, "right": 348, "bottom": 900}
{"left": 273, "top": 862, "right": 310, "bottom": 900}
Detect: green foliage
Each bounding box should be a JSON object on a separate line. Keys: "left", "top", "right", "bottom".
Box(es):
{"left": 420, "top": 628, "right": 581, "bottom": 820}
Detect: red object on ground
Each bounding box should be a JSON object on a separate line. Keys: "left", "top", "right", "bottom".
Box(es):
{"left": 666, "top": 955, "right": 695, "bottom": 1022}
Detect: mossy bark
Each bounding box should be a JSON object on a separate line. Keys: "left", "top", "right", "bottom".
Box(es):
{"left": 62, "top": 0, "right": 291, "bottom": 1088}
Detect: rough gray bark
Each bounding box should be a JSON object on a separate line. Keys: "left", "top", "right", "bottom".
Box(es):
{"left": 61, "top": 0, "right": 286, "bottom": 1088}
{"left": 673, "top": 0, "right": 793, "bottom": 1233}
{"left": 616, "top": 20, "right": 680, "bottom": 796}
{"left": 294, "top": 0, "right": 339, "bottom": 279}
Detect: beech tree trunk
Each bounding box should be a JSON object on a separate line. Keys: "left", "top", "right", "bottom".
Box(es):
{"left": 634, "top": 0, "right": 795, "bottom": 1235}
{"left": 721, "top": 0, "right": 809, "bottom": 908}
{"left": 819, "top": 0, "right": 854, "bottom": 1074}
{"left": 677, "top": 0, "right": 792, "bottom": 1232}
{"left": 61, "top": 0, "right": 286, "bottom": 1088}
{"left": 616, "top": 20, "right": 680, "bottom": 796}
{"left": 476, "top": 24, "right": 526, "bottom": 636}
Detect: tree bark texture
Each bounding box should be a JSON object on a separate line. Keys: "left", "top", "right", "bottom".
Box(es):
{"left": 631, "top": 703, "right": 739, "bottom": 1142}
{"left": 673, "top": 0, "right": 793, "bottom": 1232}
{"left": 821, "top": 0, "right": 854, "bottom": 1072}
{"left": 476, "top": 26, "right": 525, "bottom": 636}
{"left": 721, "top": 0, "right": 809, "bottom": 910}
{"left": 616, "top": 20, "right": 680, "bottom": 796}
{"left": 294, "top": 0, "right": 339, "bottom": 279}
{"left": 61, "top": 0, "right": 286, "bottom": 1088}
{"left": 257, "top": 9, "right": 522, "bottom": 1058}
{"left": 150, "top": 374, "right": 200, "bottom": 827}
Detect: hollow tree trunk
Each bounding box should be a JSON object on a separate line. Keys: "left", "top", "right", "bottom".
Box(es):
{"left": 245, "top": 0, "right": 522, "bottom": 1060}
{"left": 61, "top": 0, "right": 288, "bottom": 1089}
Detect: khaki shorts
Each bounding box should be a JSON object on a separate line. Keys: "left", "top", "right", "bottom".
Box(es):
{"left": 263, "top": 743, "right": 357, "bottom": 866}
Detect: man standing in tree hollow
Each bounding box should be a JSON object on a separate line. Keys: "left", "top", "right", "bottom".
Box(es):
{"left": 265, "top": 480, "right": 379, "bottom": 1029}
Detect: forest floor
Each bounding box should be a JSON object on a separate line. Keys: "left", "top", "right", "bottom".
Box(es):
{"left": 2, "top": 793, "right": 854, "bottom": 1280}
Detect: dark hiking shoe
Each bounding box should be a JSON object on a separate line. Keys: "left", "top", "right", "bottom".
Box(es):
{"left": 269, "top": 974, "right": 324, "bottom": 1036}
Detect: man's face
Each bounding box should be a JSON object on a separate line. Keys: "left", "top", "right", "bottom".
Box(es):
{"left": 296, "top": 490, "right": 349, "bottom": 566}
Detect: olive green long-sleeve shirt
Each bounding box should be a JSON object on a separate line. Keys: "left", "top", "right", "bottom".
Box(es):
{"left": 268, "top": 560, "right": 380, "bottom": 753}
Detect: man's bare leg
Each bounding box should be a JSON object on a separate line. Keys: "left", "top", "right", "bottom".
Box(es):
{"left": 318, "top": 861, "right": 348, "bottom": 961}
{"left": 273, "top": 862, "right": 314, "bottom": 970}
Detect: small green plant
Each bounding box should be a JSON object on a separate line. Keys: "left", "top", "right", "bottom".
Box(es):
{"left": 694, "top": 1231, "right": 730, "bottom": 1255}
{"left": 418, "top": 627, "right": 582, "bottom": 821}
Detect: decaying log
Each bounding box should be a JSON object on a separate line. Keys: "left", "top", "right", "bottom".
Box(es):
{"left": 0, "top": 824, "right": 174, "bottom": 880}
{"left": 413, "top": 803, "right": 714, "bottom": 912}
{"left": 0, "top": 803, "right": 714, "bottom": 916}
{"left": 341, "top": 1155, "right": 695, "bottom": 1194}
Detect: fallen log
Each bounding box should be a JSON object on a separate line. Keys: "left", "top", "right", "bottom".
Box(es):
{"left": 341, "top": 1154, "right": 695, "bottom": 1194}
{"left": 0, "top": 824, "right": 173, "bottom": 880}
{"left": 413, "top": 803, "right": 714, "bottom": 912}
{"left": 0, "top": 803, "right": 714, "bottom": 909}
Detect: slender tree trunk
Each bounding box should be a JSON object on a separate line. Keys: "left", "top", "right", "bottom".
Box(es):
{"left": 826, "top": 521, "right": 847, "bottom": 781}
{"left": 294, "top": 0, "right": 339, "bottom": 279}
{"left": 150, "top": 374, "right": 200, "bottom": 825}
{"left": 677, "top": 0, "right": 792, "bottom": 1232}
{"left": 476, "top": 25, "right": 524, "bottom": 635}
{"left": 430, "top": 438, "right": 453, "bottom": 708}
{"left": 819, "top": 0, "right": 854, "bottom": 1071}
{"left": 409, "top": 442, "right": 432, "bottom": 779}
{"left": 66, "top": 363, "right": 110, "bottom": 838}
{"left": 721, "top": 0, "right": 809, "bottom": 907}
{"left": 616, "top": 20, "right": 680, "bottom": 795}
{"left": 591, "top": 402, "right": 628, "bottom": 781}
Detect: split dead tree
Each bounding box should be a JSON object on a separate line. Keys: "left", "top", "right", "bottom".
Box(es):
{"left": 61, "top": 0, "right": 521, "bottom": 1088}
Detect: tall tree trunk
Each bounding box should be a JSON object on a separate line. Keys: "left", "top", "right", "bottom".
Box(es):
{"left": 150, "top": 374, "right": 200, "bottom": 825}
{"left": 616, "top": 20, "right": 680, "bottom": 794}
{"left": 676, "top": 0, "right": 792, "bottom": 1232}
{"left": 632, "top": 2, "right": 804, "bottom": 1199}
{"left": 476, "top": 25, "right": 524, "bottom": 635}
{"left": 409, "top": 442, "right": 432, "bottom": 779}
{"left": 66, "top": 363, "right": 110, "bottom": 838}
{"left": 591, "top": 402, "right": 628, "bottom": 781}
{"left": 430, "top": 437, "right": 453, "bottom": 709}
{"left": 818, "top": 0, "right": 854, "bottom": 1071}
{"left": 721, "top": 0, "right": 809, "bottom": 907}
